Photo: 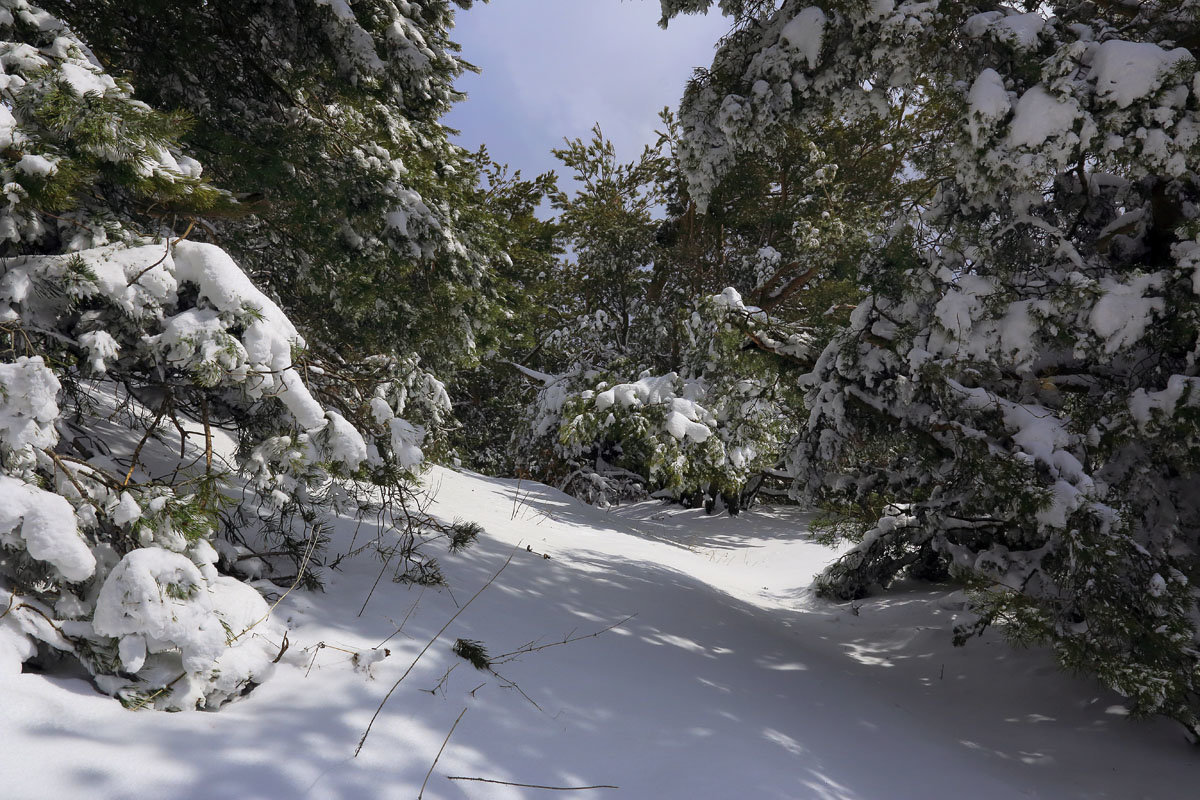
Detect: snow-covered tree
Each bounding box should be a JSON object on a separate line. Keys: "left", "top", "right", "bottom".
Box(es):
{"left": 0, "top": 1, "right": 460, "bottom": 709}
{"left": 663, "top": 0, "right": 1200, "bottom": 736}
{"left": 514, "top": 285, "right": 814, "bottom": 509}
{"left": 503, "top": 118, "right": 832, "bottom": 509}
{"left": 46, "top": 0, "right": 504, "bottom": 377}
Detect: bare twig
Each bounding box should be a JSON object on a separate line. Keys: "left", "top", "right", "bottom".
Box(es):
{"left": 445, "top": 776, "right": 618, "bottom": 791}
{"left": 272, "top": 631, "right": 290, "bottom": 664}
{"left": 201, "top": 396, "right": 213, "bottom": 474}
{"left": 354, "top": 546, "right": 517, "bottom": 756}
{"left": 43, "top": 448, "right": 106, "bottom": 517}
{"left": 493, "top": 614, "right": 636, "bottom": 664}
{"left": 126, "top": 238, "right": 172, "bottom": 286}
{"left": 490, "top": 666, "right": 547, "bottom": 714}
{"left": 232, "top": 518, "right": 322, "bottom": 642}
{"left": 375, "top": 586, "right": 426, "bottom": 649}
{"left": 358, "top": 544, "right": 398, "bottom": 618}
{"left": 421, "top": 662, "right": 459, "bottom": 696}
{"left": 419, "top": 708, "right": 467, "bottom": 800}
{"left": 122, "top": 401, "right": 168, "bottom": 486}
{"left": 126, "top": 221, "right": 196, "bottom": 286}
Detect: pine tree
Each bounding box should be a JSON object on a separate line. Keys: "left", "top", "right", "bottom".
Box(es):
{"left": 0, "top": 0, "right": 463, "bottom": 709}
{"left": 662, "top": 0, "right": 1200, "bottom": 736}
{"left": 447, "top": 157, "right": 562, "bottom": 474}
{"left": 44, "top": 0, "right": 502, "bottom": 377}
{"left": 508, "top": 123, "right": 819, "bottom": 509}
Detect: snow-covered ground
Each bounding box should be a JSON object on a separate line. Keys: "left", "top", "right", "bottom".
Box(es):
{"left": 4, "top": 467, "right": 1195, "bottom": 799}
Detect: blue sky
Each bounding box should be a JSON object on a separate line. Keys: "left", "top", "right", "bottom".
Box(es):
{"left": 444, "top": 0, "right": 730, "bottom": 181}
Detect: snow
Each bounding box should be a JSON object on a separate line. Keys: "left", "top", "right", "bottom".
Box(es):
{"left": 664, "top": 409, "right": 710, "bottom": 442}
{"left": 596, "top": 374, "right": 681, "bottom": 411}
{"left": 91, "top": 548, "right": 230, "bottom": 673}
{"left": 0, "top": 474, "right": 94, "bottom": 582}
{"left": 1129, "top": 374, "right": 1196, "bottom": 428}
{"left": 89, "top": 545, "right": 280, "bottom": 709}
{"left": 389, "top": 417, "right": 425, "bottom": 469}
{"left": 324, "top": 410, "right": 369, "bottom": 470}
{"left": 966, "top": 69, "right": 1009, "bottom": 146}
{"left": 14, "top": 153, "right": 56, "bottom": 176}
{"left": 5, "top": 467, "right": 1195, "bottom": 799}
{"left": 57, "top": 60, "right": 116, "bottom": 96}
{"left": 1007, "top": 86, "right": 1079, "bottom": 149}
{"left": 1089, "top": 273, "right": 1163, "bottom": 354}
{"left": 0, "top": 355, "right": 59, "bottom": 451}
{"left": 77, "top": 329, "right": 119, "bottom": 373}
{"left": 964, "top": 11, "right": 1045, "bottom": 50}
{"left": 1090, "top": 40, "right": 1193, "bottom": 109}
{"left": 780, "top": 6, "right": 827, "bottom": 70}
{"left": 171, "top": 240, "right": 327, "bottom": 430}
{"left": 110, "top": 491, "right": 143, "bottom": 527}
{"left": 993, "top": 13, "right": 1045, "bottom": 49}
{"left": 590, "top": 373, "right": 718, "bottom": 446}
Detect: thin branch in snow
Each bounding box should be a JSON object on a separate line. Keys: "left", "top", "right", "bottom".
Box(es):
{"left": 493, "top": 614, "right": 637, "bottom": 664}
{"left": 355, "top": 545, "right": 517, "bottom": 756}
{"left": 445, "top": 776, "right": 618, "bottom": 791}
{"left": 419, "top": 707, "right": 467, "bottom": 800}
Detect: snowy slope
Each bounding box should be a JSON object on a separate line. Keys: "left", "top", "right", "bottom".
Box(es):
{"left": 4, "top": 467, "right": 1195, "bottom": 799}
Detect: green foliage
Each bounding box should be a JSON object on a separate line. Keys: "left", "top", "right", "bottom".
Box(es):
{"left": 0, "top": 0, "right": 486, "bottom": 712}
{"left": 451, "top": 638, "right": 492, "bottom": 671}
{"left": 663, "top": 0, "right": 1200, "bottom": 737}
{"left": 45, "top": 0, "right": 509, "bottom": 376}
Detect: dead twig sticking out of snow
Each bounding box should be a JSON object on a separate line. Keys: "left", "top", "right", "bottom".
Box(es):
{"left": 445, "top": 615, "right": 636, "bottom": 715}
{"left": 490, "top": 666, "right": 551, "bottom": 716}
{"left": 354, "top": 545, "right": 518, "bottom": 757}
{"left": 374, "top": 585, "right": 426, "bottom": 649}
{"left": 233, "top": 520, "right": 322, "bottom": 642}
{"left": 445, "top": 776, "right": 618, "bottom": 791}
{"left": 492, "top": 614, "right": 636, "bottom": 664}
{"left": 418, "top": 707, "right": 467, "bottom": 800}
{"left": 420, "top": 661, "right": 459, "bottom": 696}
